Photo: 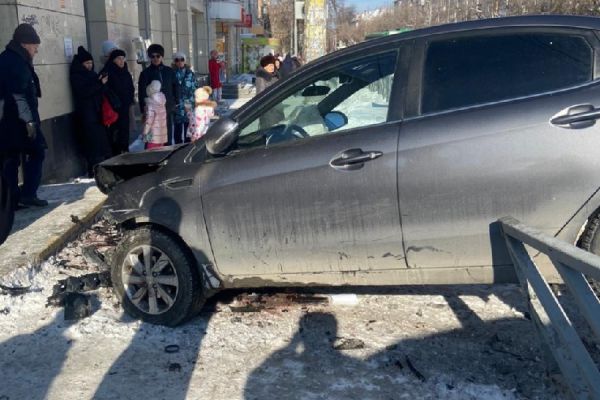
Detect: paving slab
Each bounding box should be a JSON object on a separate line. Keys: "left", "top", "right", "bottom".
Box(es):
{"left": 0, "top": 179, "right": 105, "bottom": 281}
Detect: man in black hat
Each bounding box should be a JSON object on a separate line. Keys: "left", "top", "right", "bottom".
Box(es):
{"left": 0, "top": 23, "right": 48, "bottom": 217}
{"left": 138, "top": 43, "right": 179, "bottom": 145}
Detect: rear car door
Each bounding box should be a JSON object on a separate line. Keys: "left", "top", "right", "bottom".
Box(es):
{"left": 199, "top": 48, "right": 408, "bottom": 278}
{"left": 396, "top": 27, "right": 600, "bottom": 282}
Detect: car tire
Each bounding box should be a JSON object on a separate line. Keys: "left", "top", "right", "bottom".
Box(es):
{"left": 111, "top": 226, "right": 205, "bottom": 326}
{"left": 577, "top": 212, "right": 600, "bottom": 294}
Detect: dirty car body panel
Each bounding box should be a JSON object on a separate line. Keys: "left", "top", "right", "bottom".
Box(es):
{"left": 97, "top": 15, "right": 600, "bottom": 292}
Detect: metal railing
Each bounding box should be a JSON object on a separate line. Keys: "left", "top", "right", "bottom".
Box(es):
{"left": 499, "top": 217, "right": 600, "bottom": 400}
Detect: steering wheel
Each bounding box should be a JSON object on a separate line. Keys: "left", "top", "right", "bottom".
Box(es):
{"left": 266, "top": 124, "right": 309, "bottom": 146}
{"left": 282, "top": 124, "right": 309, "bottom": 139}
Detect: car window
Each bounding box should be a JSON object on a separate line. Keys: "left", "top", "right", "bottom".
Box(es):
{"left": 237, "top": 51, "right": 397, "bottom": 149}
{"left": 422, "top": 32, "right": 594, "bottom": 114}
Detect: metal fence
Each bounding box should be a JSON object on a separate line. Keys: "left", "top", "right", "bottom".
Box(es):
{"left": 499, "top": 217, "right": 600, "bottom": 400}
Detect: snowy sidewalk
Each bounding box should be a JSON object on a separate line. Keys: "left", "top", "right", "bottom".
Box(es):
{"left": 0, "top": 179, "right": 105, "bottom": 283}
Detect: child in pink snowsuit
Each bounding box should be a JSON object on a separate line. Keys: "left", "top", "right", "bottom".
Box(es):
{"left": 187, "top": 86, "right": 216, "bottom": 142}
{"left": 143, "top": 80, "right": 168, "bottom": 149}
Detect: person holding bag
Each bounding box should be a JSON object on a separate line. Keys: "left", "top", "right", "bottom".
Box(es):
{"left": 101, "top": 48, "right": 134, "bottom": 155}
{"left": 69, "top": 46, "right": 112, "bottom": 176}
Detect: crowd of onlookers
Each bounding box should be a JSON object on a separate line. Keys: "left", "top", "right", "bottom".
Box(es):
{"left": 72, "top": 41, "right": 222, "bottom": 173}
{"left": 0, "top": 22, "right": 303, "bottom": 244}
{"left": 0, "top": 24, "right": 226, "bottom": 243}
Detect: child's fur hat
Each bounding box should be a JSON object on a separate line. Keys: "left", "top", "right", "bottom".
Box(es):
{"left": 194, "top": 86, "right": 217, "bottom": 108}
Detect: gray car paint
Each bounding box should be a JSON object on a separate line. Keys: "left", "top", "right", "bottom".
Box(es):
{"left": 198, "top": 122, "right": 404, "bottom": 277}
{"left": 97, "top": 15, "right": 600, "bottom": 288}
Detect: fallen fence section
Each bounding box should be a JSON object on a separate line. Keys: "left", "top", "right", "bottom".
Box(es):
{"left": 499, "top": 217, "right": 600, "bottom": 400}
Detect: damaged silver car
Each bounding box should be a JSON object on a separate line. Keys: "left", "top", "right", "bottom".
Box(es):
{"left": 97, "top": 15, "right": 600, "bottom": 326}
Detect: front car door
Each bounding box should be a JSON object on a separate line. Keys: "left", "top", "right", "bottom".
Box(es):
{"left": 198, "top": 46, "right": 409, "bottom": 283}
{"left": 397, "top": 27, "right": 600, "bottom": 283}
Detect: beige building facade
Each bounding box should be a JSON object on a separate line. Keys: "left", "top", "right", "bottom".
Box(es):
{"left": 0, "top": 0, "right": 253, "bottom": 182}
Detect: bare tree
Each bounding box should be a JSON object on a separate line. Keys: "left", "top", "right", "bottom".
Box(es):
{"left": 267, "top": 0, "right": 600, "bottom": 55}
{"left": 354, "top": 0, "right": 600, "bottom": 41}
{"left": 265, "top": 0, "right": 295, "bottom": 54}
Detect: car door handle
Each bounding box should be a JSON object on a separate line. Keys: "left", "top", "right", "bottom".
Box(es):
{"left": 330, "top": 148, "right": 383, "bottom": 170}
{"left": 550, "top": 104, "right": 600, "bottom": 129}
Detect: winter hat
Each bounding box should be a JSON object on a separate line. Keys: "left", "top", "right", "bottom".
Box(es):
{"left": 102, "top": 40, "right": 118, "bottom": 57}
{"left": 147, "top": 43, "right": 164, "bottom": 58}
{"left": 108, "top": 48, "right": 126, "bottom": 61}
{"left": 194, "top": 86, "right": 212, "bottom": 104}
{"left": 76, "top": 46, "right": 93, "bottom": 63}
{"left": 13, "top": 23, "right": 41, "bottom": 45}
{"left": 146, "top": 80, "right": 162, "bottom": 97}
{"left": 173, "top": 51, "right": 186, "bottom": 61}
{"left": 260, "top": 55, "right": 276, "bottom": 68}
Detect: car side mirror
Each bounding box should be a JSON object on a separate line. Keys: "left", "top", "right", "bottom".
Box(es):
{"left": 204, "top": 117, "right": 239, "bottom": 154}
{"left": 324, "top": 111, "right": 348, "bottom": 131}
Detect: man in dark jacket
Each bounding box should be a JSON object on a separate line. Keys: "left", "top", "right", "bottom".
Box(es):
{"left": 138, "top": 44, "right": 179, "bottom": 145}
{"left": 0, "top": 23, "right": 47, "bottom": 209}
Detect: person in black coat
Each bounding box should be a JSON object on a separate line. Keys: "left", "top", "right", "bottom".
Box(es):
{"left": 138, "top": 43, "right": 179, "bottom": 146}
{"left": 255, "top": 55, "right": 284, "bottom": 130}
{"left": 0, "top": 23, "right": 48, "bottom": 209}
{"left": 70, "top": 46, "right": 111, "bottom": 176}
{"left": 100, "top": 48, "right": 134, "bottom": 155}
{"left": 0, "top": 86, "right": 14, "bottom": 243}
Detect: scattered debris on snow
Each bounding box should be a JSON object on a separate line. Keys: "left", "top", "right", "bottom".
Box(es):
{"left": 0, "top": 219, "right": 585, "bottom": 399}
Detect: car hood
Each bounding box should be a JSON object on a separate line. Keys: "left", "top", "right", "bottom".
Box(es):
{"left": 94, "top": 145, "right": 185, "bottom": 194}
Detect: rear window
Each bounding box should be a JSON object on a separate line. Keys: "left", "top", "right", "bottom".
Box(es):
{"left": 422, "top": 32, "right": 594, "bottom": 114}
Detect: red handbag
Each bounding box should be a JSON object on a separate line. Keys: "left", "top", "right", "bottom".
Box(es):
{"left": 101, "top": 95, "right": 119, "bottom": 127}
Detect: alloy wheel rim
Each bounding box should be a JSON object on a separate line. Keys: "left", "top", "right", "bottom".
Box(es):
{"left": 121, "top": 245, "right": 179, "bottom": 315}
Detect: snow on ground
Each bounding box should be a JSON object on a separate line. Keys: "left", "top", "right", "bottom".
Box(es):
{"left": 0, "top": 222, "right": 570, "bottom": 400}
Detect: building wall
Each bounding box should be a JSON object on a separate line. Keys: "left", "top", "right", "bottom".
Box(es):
{"left": 191, "top": 10, "right": 209, "bottom": 74}
{"left": 176, "top": 0, "right": 193, "bottom": 64}
{"left": 190, "top": 0, "right": 209, "bottom": 73}
{"left": 85, "top": 0, "right": 141, "bottom": 78}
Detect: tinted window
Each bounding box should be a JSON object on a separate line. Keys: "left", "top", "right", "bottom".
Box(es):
{"left": 422, "top": 32, "right": 593, "bottom": 113}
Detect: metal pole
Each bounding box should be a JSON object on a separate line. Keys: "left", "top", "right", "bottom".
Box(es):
{"left": 205, "top": 2, "right": 211, "bottom": 57}
{"left": 294, "top": 2, "right": 298, "bottom": 55}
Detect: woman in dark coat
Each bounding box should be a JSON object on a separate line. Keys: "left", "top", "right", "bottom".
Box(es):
{"left": 255, "top": 55, "right": 283, "bottom": 129}
{"left": 70, "top": 46, "right": 111, "bottom": 176}
{"left": 100, "top": 48, "right": 134, "bottom": 154}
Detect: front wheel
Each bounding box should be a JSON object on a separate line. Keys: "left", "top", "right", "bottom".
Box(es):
{"left": 111, "top": 226, "right": 204, "bottom": 326}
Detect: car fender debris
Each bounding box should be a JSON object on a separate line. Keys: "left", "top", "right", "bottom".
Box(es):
{"left": 63, "top": 292, "right": 91, "bottom": 320}
{"left": 47, "top": 271, "right": 112, "bottom": 306}
{"left": 81, "top": 245, "right": 110, "bottom": 270}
